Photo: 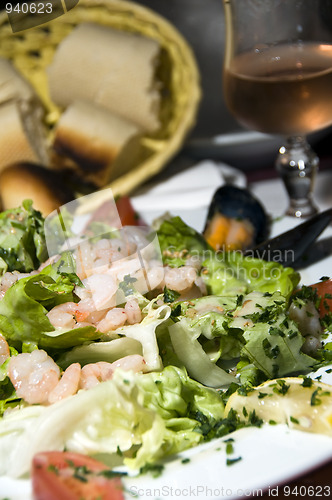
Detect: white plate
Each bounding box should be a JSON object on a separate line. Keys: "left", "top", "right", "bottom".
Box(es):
{"left": 1, "top": 175, "right": 332, "bottom": 499}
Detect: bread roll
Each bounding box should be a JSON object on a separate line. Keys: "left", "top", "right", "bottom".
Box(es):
{"left": 47, "top": 23, "right": 161, "bottom": 132}
{"left": 52, "top": 99, "right": 143, "bottom": 187}
{"left": 0, "top": 57, "right": 40, "bottom": 111}
{"left": 0, "top": 58, "right": 49, "bottom": 169}
{"left": 0, "top": 101, "right": 49, "bottom": 170}
{"left": 0, "top": 163, "right": 74, "bottom": 215}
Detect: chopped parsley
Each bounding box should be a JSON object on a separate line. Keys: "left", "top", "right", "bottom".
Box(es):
{"left": 226, "top": 442, "right": 234, "bottom": 454}
{"left": 262, "top": 338, "right": 280, "bottom": 359}
{"left": 273, "top": 379, "right": 290, "bottom": 396}
{"left": 118, "top": 274, "right": 138, "bottom": 296}
{"left": 163, "top": 287, "right": 180, "bottom": 303}
{"left": 226, "top": 457, "right": 242, "bottom": 466}
{"left": 301, "top": 377, "right": 313, "bottom": 388}
{"left": 311, "top": 387, "right": 331, "bottom": 406}
{"left": 139, "top": 463, "right": 165, "bottom": 478}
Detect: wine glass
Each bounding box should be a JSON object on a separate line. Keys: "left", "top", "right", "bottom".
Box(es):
{"left": 223, "top": 0, "right": 332, "bottom": 217}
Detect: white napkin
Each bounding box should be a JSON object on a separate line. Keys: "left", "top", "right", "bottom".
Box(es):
{"left": 131, "top": 160, "right": 246, "bottom": 213}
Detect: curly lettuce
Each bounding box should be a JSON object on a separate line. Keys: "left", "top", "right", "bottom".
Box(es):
{"left": 0, "top": 200, "right": 47, "bottom": 275}
{"left": 0, "top": 366, "right": 224, "bottom": 477}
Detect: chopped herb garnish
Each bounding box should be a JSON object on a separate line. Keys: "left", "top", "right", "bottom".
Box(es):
{"left": 273, "top": 379, "right": 290, "bottom": 396}
{"left": 269, "top": 420, "right": 277, "bottom": 425}
{"left": 139, "top": 463, "right": 164, "bottom": 478}
{"left": 226, "top": 457, "right": 242, "bottom": 466}
{"left": 47, "top": 464, "right": 59, "bottom": 475}
{"left": 236, "top": 294, "right": 244, "bottom": 307}
{"left": 181, "top": 458, "right": 190, "bottom": 464}
{"left": 248, "top": 410, "right": 263, "bottom": 427}
{"left": 163, "top": 287, "right": 180, "bottom": 303}
{"left": 262, "top": 339, "right": 280, "bottom": 359}
{"left": 301, "top": 377, "right": 313, "bottom": 388}
{"left": 171, "top": 303, "right": 182, "bottom": 318}
{"left": 290, "top": 416, "right": 299, "bottom": 425}
{"left": 269, "top": 327, "right": 285, "bottom": 337}
{"left": 118, "top": 274, "right": 138, "bottom": 296}
{"left": 226, "top": 442, "right": 234, "bottom": 454}
{"left": 237, "top": 385, "right": 253, "bottom": 397}
{"left": 311, "top": 387, "right": 330, "bottom": 406}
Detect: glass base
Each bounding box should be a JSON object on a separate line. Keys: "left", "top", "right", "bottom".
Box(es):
{"left": 276, "top": 136, "right": 319, "bottom": 218}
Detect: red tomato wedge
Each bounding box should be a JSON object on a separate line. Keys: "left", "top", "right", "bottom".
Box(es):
{"left": 32, "top": 451, "right": 125, "bottom": 500}
{"left": 309, "top": 278, "right": 332, "bottom": 318}
{"left": 116, "top": 196, "right": 141, "bottom": 227}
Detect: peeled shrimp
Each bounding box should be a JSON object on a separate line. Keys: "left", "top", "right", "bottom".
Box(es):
{"left": 79, "top": 355, "right": 146, "bottom": 390}
{"left": 111, "top": 354, "right": 147, "bottom": 373}
{"left": 74, "top": 273, "right": 118, "bottom": 312}
{"left": 48, "top": 363, "right": 81, "bottom": 404}
{"left": 97, "top": 308, "right": 127, "bottom": 333}
{"left": 164, "top": 266, "right": 197, "bottom": 293}
{"left": 0, "top": 334, "right": 9, "bottom": 366}
{"left": 8, "top": 350, "right": 60, "bottom": 404}
{"left": 124, "top": 298, "right": 142, "bottom": 324}
{"left": 47, "top": 302, "right": 77, "bottom": 329}
{"left": 79, "top": 361, "right": 114, "bottom": 390}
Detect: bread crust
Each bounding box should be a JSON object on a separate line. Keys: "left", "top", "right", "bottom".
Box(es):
{"left": 0, "top": 163, "right": 74, "bottom": 215}
{"left": 52, "top": 100, "right": 142, "bottom": 187}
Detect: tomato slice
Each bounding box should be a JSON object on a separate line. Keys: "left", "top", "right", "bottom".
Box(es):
{"left": 309, "top": 278, "right": 332, "bottom": 318}
{"left": 32, "top": 451, "right": 125, "bottom": 500}
{"left": 116, "top": 196, "right": 142, "bottom": 227}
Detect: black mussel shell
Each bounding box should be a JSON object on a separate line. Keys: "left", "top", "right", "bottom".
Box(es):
{"left": 204, "top": 185, "right": 269, "bottom": 249}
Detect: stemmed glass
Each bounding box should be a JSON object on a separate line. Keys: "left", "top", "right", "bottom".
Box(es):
{"left": 223, "top": 0, "right": 332, "bottom": 217}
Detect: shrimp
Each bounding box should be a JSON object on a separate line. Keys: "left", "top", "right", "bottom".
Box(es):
{"left": 164, "top": 266, "right": 197, "bottom": 293}
{"left": 79, "top": 355, "right": 147, "bottom": 390}
{"left": 8, "top": 350, "right": 60, "bottom": 405}
{"left": 80, "top": 361, "right": 114, "bottom": 390}
{"left": 125, "top": 298, "right": 142, "bottom": 324}
{"left": 0, "top": 334, "right": 9, "bottom": 366}
{"left": 146, "top": 265, "right": 165, "bottom": 291}
{"left": 48, "top": 363, "right": 81, "bottom": 404}
{"left": 47, "top": 302, "right": 77, "bottom": 329}
{"left": 111, "top": 354, "right": 147, "bottom": 373}
{"left": 75, "top": 240, "right": 95, "bottom": 279}
{"left": 74, "top": 274, "right": 118, "bottom": 313}
{"left": 0, "top": 271, "right": 34, "bottom": 298}
{"left": 97, "top": 308, "right": 127, "bottom": 333}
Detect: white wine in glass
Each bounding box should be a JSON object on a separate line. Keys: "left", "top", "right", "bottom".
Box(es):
{"left": 223, "top": 0, "right": 332, "bottom": 217}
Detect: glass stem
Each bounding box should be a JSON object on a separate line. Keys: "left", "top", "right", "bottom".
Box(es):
{"left": 275, "top": 136, "right": 319, "bottom": 218}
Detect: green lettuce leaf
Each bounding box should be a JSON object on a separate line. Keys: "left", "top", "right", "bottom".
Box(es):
{"left": 168, "top": 318, "right": 237, "bottom": 387}
{"left": 202, "top": 251, "right": 300, "bottom": 298}
{"left": 112, "top": 303, "right": 172, "bottom": 371}
{"left": 0, "top": 200, "right": 47, "bottom": 275}
{"left": 0, "top": 367, "right": 224, "bottom": 477}
{"left": 240, "top": 315, "right": 316, "bottom": 378}
{"left": 156, "top": 216, "right": 210, "bottom": 267}
{"left": 0, "top": 271, "right": 99, "bottom": 351}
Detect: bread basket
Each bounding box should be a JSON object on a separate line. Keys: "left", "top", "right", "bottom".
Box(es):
{"left": 0, "top": 0, "right": 201, "bottom": 197}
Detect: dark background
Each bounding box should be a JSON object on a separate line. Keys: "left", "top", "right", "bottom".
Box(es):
{"left": 134, "top": 0, "right": 332, "bottom": 176}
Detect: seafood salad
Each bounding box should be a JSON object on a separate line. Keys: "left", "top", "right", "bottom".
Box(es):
{"left": 0, "top": 199, "right": 331, "bottom": 496}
